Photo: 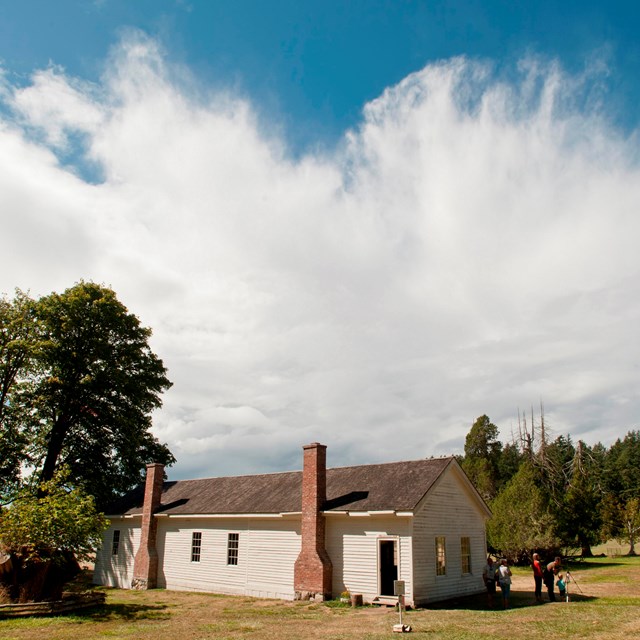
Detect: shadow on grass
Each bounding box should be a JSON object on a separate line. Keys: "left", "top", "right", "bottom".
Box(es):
{"left": 566, "top": 560, "right": 623, "bottom": 570}
{"left": 68, "top": 601, "right": 171, "bottom": 622}
{"left": 422, "top": 589, "right": 596, "bottom": 611}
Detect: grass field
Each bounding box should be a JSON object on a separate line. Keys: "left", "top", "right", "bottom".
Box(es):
{"left": 1, "top": 557, "right": 639, "bottom": 640}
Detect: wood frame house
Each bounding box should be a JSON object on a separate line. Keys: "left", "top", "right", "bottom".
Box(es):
{"left": 94, "top": 443, "right": 491, "bottom": 606}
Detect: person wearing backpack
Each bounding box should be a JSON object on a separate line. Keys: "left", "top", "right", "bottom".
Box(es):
{"left": 482, "top": 556, "right": 497, "bottom": 608}
{"left": 497, "top": 558, "right": 513, "bottom": 609}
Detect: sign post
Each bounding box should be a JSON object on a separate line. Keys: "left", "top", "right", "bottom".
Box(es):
{"left": 392, "top": 580, "right": 411, "bottom": 633}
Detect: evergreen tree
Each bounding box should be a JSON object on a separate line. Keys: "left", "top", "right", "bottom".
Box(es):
{"left": 556, "top": 441, "right": 604, "bottom": 556}
{"left": 601, "top": 431, "right": 640, "bottom": 554}
{"left": 462, "top": 415, "right": 503, "bottom": 501}
{"left": 487, "top": 461, "right": 559, "bottom": 562}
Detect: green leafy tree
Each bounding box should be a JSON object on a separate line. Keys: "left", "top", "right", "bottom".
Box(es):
{"left": 487, "top": 461, "right": 559, "bottom": 562}
{"left": 0, "top": 469, "right": 108, "bottom": 601}
{"left": 0, "top": 471, "right": 107, "bottom": 563}
{"left": 0, "top": 291, "right": 41, "bottom": 502}
{"left": 1, "top": 282, "right": 175, "bottom": 508}
{"left": 620, "top": 498, "right": 640, "bottom": 556}
{"left": 601, "top": 496, "right": 640, "bottom": 556}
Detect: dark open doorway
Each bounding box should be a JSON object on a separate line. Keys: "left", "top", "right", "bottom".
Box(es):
{"left": 379, "top": 539, "right": 398, "bottom": 596}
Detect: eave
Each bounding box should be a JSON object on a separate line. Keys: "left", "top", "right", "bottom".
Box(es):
{"left": 324, "top": 510, "right": 413, "bottom": 517}
{"left": 153, "top": 512, "right": 301, "bottom": 519}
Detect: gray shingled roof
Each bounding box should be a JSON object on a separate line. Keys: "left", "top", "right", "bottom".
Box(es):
{"left": 106, "top": 457, "right": 454, "bottom": 517}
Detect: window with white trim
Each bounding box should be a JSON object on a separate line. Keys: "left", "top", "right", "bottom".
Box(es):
{"left": 435, "top": 536, "right": 446, "bottom": 576}
{"left": 461, "top": 536, "right": 471, "bottom": 574}
{"left": 191, "top": 531, "right": 202, "bottom": 563}
{"left": 227, "top": 533, "right": 239, "bottom": 565}
{"left": 111, "top": 530, "right": 120, "bottom": 556}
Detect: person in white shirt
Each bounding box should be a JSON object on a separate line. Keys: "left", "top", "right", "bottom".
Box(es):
{"left": 497, "top": 558, "right": 513, "bottom": 609}
{"left": 482, "top": 556, "right": 497, "bottom": 608}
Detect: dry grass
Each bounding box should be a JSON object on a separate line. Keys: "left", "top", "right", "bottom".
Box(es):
{"left": 1, "top": 557, "right": 639, "bottom": 640}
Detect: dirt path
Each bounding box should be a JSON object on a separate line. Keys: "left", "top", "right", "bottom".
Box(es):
{"left": 511, "top": 564, "right": 636, "bottom": 600}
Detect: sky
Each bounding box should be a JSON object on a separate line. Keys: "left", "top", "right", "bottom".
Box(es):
{"left": 1, "top": 1, "right": 639, "bottom": 480}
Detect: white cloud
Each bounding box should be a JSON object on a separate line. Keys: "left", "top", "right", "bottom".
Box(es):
{"left": 10, "top": 66, "right": 104, "bottom": 148}
{"left": 1, "top": 34, "right": 639, "bottom": 478}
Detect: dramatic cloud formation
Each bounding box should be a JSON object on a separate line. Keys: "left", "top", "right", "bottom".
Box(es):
{"left": 2, "top": 33, "right": 639, "bottom": 478}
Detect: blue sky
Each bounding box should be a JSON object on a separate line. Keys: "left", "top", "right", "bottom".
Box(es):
{"left": 2, "top": 1, "right": 638, "bottom": 151}
{"left": 1, "top": 1, "right": 640, "bottom": 479}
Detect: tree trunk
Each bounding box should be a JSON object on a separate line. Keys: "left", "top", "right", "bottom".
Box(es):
{"left": 18, "top": 560, "right": 52, "bottom": 603}
{"left": 0, "top": 552, "right": 80, "bottom": 603}
{"left": 626, "top": 525, "right": 637, "bottom": 556}
{"left": 38, "top": 415, "right": 71, "bottom": 488}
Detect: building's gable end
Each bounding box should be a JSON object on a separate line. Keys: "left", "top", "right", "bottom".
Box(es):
{"left": 411, "top": 461, "right": 487, "bottom": 605}
{"left": 413, "top": 459, "right": 491, "bottom": 520}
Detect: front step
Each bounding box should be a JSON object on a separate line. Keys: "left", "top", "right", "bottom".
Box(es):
{"left": 372, "top": 595, "right": 399, "bottom": 607}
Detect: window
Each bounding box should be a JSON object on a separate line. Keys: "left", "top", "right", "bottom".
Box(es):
{"left": 435, "top": 536, "right": 446, "bottom": 576}
{"left": 227, "top": 533, "right": 239, "bottom": 565}
{"left": 191, "top": 532, "right": 202, "bottom": 563}
{"left": 461, "top": 537, "right": 471, "bottom": 574}
{"left": 111, "top": 530, "right": 121, "bottom": 555}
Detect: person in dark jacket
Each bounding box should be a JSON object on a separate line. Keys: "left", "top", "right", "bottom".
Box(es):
{"left": 543, "top": 556, "right": 562, "bottom": 601}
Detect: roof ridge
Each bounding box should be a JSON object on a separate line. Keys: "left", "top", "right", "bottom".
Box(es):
{"left": 171, "top": 468, "right": 302, "bottom": 483}
{"left": 169, "top": 455, "right": 454, "bottom": 483}
{"left": 327, "top": 455, "right": 454, "bottom": 473}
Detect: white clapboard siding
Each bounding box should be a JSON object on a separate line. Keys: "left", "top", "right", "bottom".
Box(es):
{"left": 326, "top": 515, "right": 412, "bottom": 604}
{"left": 93, "top": 521, "right": 140, "bottom": 588}
{"left": 412, "top": 465, "right": 487, "bottom": 605}
{"left": 156, "top": 517, "right": 301, "bottom": 599}
{"left": 245, "top": 519, "right": 301, "bottom": 598}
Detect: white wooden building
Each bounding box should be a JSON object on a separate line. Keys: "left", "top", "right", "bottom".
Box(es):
{"left": 94, "top": 443, "right": 491, "bottom": 606}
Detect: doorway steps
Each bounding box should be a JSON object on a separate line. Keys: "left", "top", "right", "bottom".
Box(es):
{"left": 372, "top": 595, "right": 399, "bottom": 607}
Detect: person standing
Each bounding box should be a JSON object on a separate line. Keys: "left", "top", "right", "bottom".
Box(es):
{"left": 497, "top": 558, "right": 513, "bottom": 609}
{"left": 482, "top": 556, "right": 497, "bottom": 608}
{"left": 532, "top": 553, "right": 544, "bottom": 603}
{"left": 543, "top": 556, "right": 562, "bottom": 602}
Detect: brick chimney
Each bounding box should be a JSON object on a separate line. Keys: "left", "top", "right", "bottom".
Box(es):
{"left": 131, "top": 463, "right": 164, "bottom": 589}
{"left": 294, "top": 443, "right": 333, "bottom": 600}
